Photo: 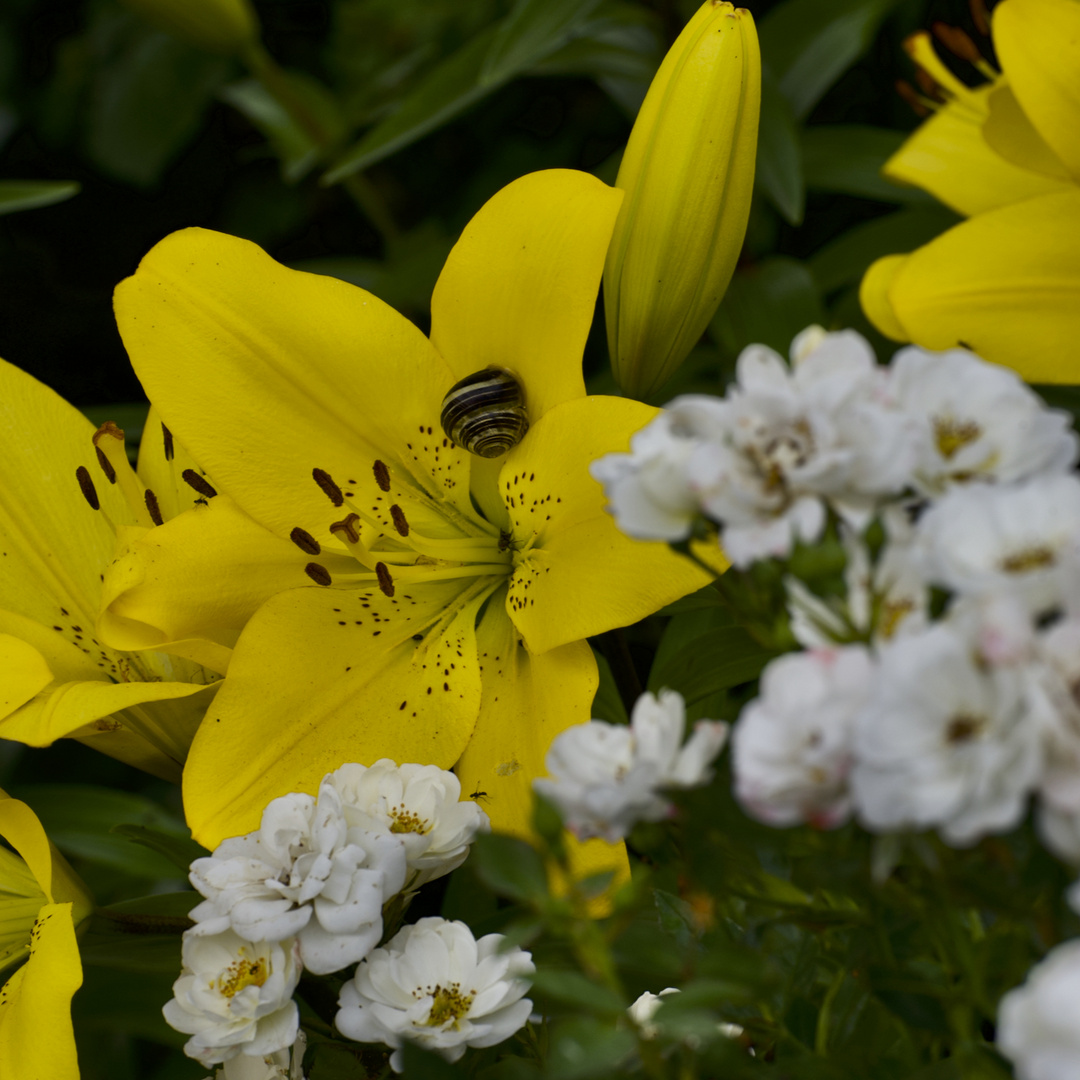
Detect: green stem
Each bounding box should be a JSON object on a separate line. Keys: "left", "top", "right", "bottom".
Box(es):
{"left": 239, "top": 41, "right": 398, "bottom": 242}
{"left": 814, "top": 965, "right": 845, "bottom": 1056}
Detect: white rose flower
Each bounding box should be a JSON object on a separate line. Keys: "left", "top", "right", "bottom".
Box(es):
{"left": 628, "top": 988, "right": 680, "bottom": 1039}
{"left": 328, "top": 760, "right": 489, "bottom": 890}
{"left": 589, "top": 402, "right": 720, "bottom": 541}
{"left": 533, "top": 690, "right": 728, "bottom": 842}
{"left": 1029, "top": 618, "right": 1080, "bottom": 825}
{"left": 786, "top": 518, "right": 927, "bottom": 648}
{"left": 189, "top": 781, "right": 408, "bottom": 975}
{"left": 687, "top": 333, "right": 915, "bottom": 566}
{"left": 336, "top": 917, "right": 534, "bottom": 1072}
{"left": 850, "top": 624, "right": 1043, "bottom": 845}
{"left": 914, "top": 476, "right": 1080, "bottom": 617}
{"left": 204, "top": 1031, "right": 307, "bottom": 1080}
{"left": 163, "top": 927, "right": 301, "bottom": 1068}
{"left": 997, "top": 939, "right": 1080, "bottom": 1080}
{"left": 888, "top": 345, "right": 1077, "bottom": 496}
{"left": 733, "top": 647, "right": 873, "bottom": 828}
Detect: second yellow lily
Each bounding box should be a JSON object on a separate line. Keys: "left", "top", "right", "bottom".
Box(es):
{"left": 860, "top": 0, "right": 1080, "bottom": 382}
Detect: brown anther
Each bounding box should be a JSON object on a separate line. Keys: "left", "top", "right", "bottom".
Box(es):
{"left": 182, "top": 469, "right": 217, "bottom": 498}
{"left": 330, "top": 513, "right": 361, "bottom": 544}
{"left": 76, "top": 466, "right": 100, "bottom": 510}
{"left": 290, "top": 527, "right": 321, "bottom": 555}
{"left": 915, "top": 67, "right": 945, "bottom": 100}
{"left": 94, "top": 444, "right": 117, "bottom": 484}
{"left": 375, "top": 562, "right": 395, "bottom": 597}
{"left": 373, "top": 460, "right": 391, "bottom": 492}
{"left": 390, "top": 505, "right": 409, "bottom": 537}
{"left": 969, "top": 0, "right": 990, "bottom": 37}
{"left": 304, "top": 562, "right": 332, "bottom": 586}
{"left": 144, "top": 488, "right": 164, "bottom": 526}
{"left": 895, "top": 79, "right": 931, "bottom": 117}
{"left": 932, "top": 21, "right": 982, "bottom": 64}
{"left": 162, "top": 423, "right": 174, "bottom": 462}
{"left": 313, "top": 468, "right": 344, "bottom": 506}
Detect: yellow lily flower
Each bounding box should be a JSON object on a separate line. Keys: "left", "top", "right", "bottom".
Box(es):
{"left": 0, "top": 356, "right": 222, "bottom": 781}
{"left": 106, "top": 168, "right": 709, "bottom": 865}
{"left": 0, "top": 791, "right": 93, "bottom": 1080}
{"left": 860, "top": 0, "right": 1080, "bottom": 380}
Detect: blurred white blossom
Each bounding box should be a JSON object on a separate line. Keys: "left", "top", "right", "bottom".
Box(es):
{"left": 997, "top": 939, "right": 1080, "bottom": 1080}
{"left": 335, "top": 917, "right": 534, "bottom": 1072}
{"left": 533, "top": 690, "right": 728, "bottom": 842}
{"left": 189, "top": 780, "right": 407, "bottom": 975}
{"left": 328, "top": 760, "right": 489, "bottom": 890}
{"left": 914, "top": 476, "right": 1080, "bottom": 617}
{"left": 733, "top": 646, "right": 873, "bottom": 828}
{"left": 888, "top": 346, "right": 1077, "bottom": 496}
{"left": 204, "top": 1031, "right": 307, "bottom": 1080}
{"left": 850, "top": 624, "right": 1044, "bottom": 844}
{"left": 163, "top": 927, "right": 301, "bottom": 1068}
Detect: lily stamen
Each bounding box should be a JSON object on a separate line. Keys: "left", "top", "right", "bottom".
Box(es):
{"left": 182, "top": 469, "right": 218, "bottom": 499}
{"left": 93, "top": 422, "right": 157, "bottom": 528}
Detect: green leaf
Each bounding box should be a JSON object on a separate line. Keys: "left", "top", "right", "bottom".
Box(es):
{"left": 99, "top": 892, "right": 199, "bottom": 922}
{"left": 325, "top": 0, "right": 606, "bottom": 183}
{"left": 219, "top": 78, "right": 315, "bottom": 182}
{"left": 530, "top": 970, "right": 626, "bottom": 1015}
{"left": 324, "top": 28, "right": 499, "bottom": 181}
{"left": 808, "top": 205, "right": 962, "bottom": 294}
{"left": 530, "top": 4, "right": 660, "bottom": 84}
{"left": 655, "top": 583, "right": 726, "bottom": 618}
{"left": 0, "top": 180, "right": 79, "bottom": 216}
{"left": 88, "top": 29, "right": 229, "bottom": 186}
{"left": 756, "top": 68, "right": 804, "bottom": 226}
{"left": 591, "top": 646, "right": 629, "bottom": 725}
{"left": 472, "top": 833, "right": 550, "bottom": 904}
{"left": 10, "top": 784, "right": 190, "bottom": 880}
{"left": 759, "top": 0, "right": 901, "bottom": 120}
{"left": 710, "top": 256, "right": 825, "bottom": 359}
{"left": 801, "top": 125, "right": 937, "bottom": 204}
{"left": 649, "top": 609, "right": 773, "bottom": 704}
{"left": 398, "top": 1042, "right": 471, "bottom": 1079}
{"left": 547, "top": 1017, "right": 636, "bottom": 1080}
{"left": 481, "top": 0, "right": 605, "bottom": 87}
{"left": 111, "top": 824, "right": 209, "bottom": 874}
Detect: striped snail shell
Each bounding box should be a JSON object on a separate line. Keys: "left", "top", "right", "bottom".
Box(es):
{"left": 440, "top": 367, "right": 529, "bottom": 458}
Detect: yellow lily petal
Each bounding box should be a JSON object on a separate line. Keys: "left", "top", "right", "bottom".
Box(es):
{"left": 98, "top": 496, "right": 308, "bottom": 653}
{"left": 0, "top": 678, "right": 214, "bottom": 765}
{"left": 500, "top": 396, "right": 710, "bottom": 654}
{"left": 883, "top": 84, "right": 1071, "bottom": 216}
{"left": 993, "top": 0, "right": 1080, "bottom": 181}
{"left": 0, "top": 637, "right": 53, "bottom": 720}
{"left": 0, "top": 357, "right": 135, "bottom": 644}
{"left": 0, "top": 902, "right": 81, "bottom": 1080}
{"left": 115, "top": 228, "right": 481, "bottom": 543}
{"left": 183, "top": 581, "right": 487, "bottom": 848}
{"left": 430, "top": 170, "right": 622, "bottom": 426}
{"left": 859, "top": 255, "right": 909, "bottom": 341}
{"left": 0, "top": 847, "right": 45, "bottom": 973}
{"left": 453, "top": 602, "right": 629, "bottom": 889}
{"left": 136, "top": 404, "right": 217, "bottom": 523}
{"left": 860, "top": 191, "right": 1080, "bottom": 381}
{"left": 982, "top": 83, "right": 1074, "bottom": 182}
{"left": 0, "top": 796, "right": 56, "bottom": 901}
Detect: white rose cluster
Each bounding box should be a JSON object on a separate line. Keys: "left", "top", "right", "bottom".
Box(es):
{"left": 593, "top": 327, "right": 1080, "bottom": 851}
{"left": 533, "top": 689, "right": 728, "bottom": 842}
{"left": 600, "top": 328, "right": 1080, "bottom": 854}
{"left": 163, "top": 759, "right": 523, "bottom": 1072}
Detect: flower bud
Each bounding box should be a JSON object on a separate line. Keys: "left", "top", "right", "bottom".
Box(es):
{"left": 121, "top": 0, "right": 258, "bottom": 53}
{"left": 604, "top": 1, "right": 761, "bottom": 400}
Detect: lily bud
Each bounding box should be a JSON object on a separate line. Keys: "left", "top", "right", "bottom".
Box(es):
{"left": 604, "top": 1, "right": 761, "bottom": 400}
{"left": 121, "top": 0, "right": 258, "bottom": 53}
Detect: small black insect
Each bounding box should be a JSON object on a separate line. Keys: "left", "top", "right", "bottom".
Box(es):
{"left": 469, "top": 787, "right": 490, "bottom": 802}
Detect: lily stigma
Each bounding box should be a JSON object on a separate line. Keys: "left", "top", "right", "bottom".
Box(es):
{"left": 104, "top": 168, "right": 709, "bottom": 869}
{"left": 860, "top": 0, "right": 1080, "bottom": 380}
{"left": 0, "top": 356, "right": 220, "bottom": 781}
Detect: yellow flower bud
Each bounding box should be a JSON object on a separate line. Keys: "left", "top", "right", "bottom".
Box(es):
{"left": 604, "top": 1, "right": 761, "bottom": 399}
{"left": 121, "top": 0, "right": 258, "bottom": 53}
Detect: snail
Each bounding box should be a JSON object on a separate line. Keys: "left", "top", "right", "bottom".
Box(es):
{"left": 439, "top": 367, "right": 529, "bottom": 458}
